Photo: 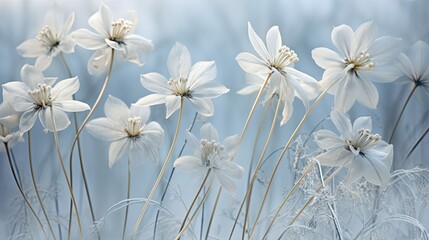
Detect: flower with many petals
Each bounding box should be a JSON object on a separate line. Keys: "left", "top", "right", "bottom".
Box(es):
{"left": 86, "top": 95, "right": 164, "bottom": 168}
{"left": 174, "top": 123, "right": 243, "bottom": 196}
{"left": 312, "top": 21, "right": 402, "bottom": 113}
{"left": 0, "top": 102, "right": 23, "bottom": 151}
{"left": 2, "top": 65, "right": 90, "bottom": 133}
{"left": 135, "top": 42, "right": 229, "bottom": 118}
{"left": 236, "top": 23, "right": 319, "bottom": 125}
{"left": 72, "top": 3, "right": 153, "bottom": 74}
{"left": 314, "top": 110, "right": 393, "bottom": 186}
{"left": 17, "top": 11, "right": 75, "bottom": 71}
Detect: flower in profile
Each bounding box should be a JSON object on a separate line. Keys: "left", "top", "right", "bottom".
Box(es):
{"left": 313, "top": 110, "right": 393, "bottom": 186}
{"left": 312, "top": 21, "right": 402, "bottom": 113}
{"left": 396, "top": 41, "right": 429, "bottom": 101}
{"left": 2, "top": 65, "right": 90, "bottom": 133}
{"left": 16, "top": 11, "right": 75, "bottom": 71}
{"left": 135, "top": 42, "right": 229, "bottom": 118}
{"left": 174, "top": 123, "right": 243, "bottom": 196}
{"left": 0, "top": 102, "right": 23, "bottom": 151}
{"left": 72, "top": 3, "right": 153, "bottom": 75}
{"left": 86, "top": 95, "right": 164, "bottom": 168}
{"left": 236, "top": 22, "right": 319, "bottom": 125}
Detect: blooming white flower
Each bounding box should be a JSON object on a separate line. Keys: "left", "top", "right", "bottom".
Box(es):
{"left": 312, "top": 21, "right": 402, "bottom": 113}
{"left": 86, "top": 95, "right": 164, "bottom": 168}
{"left": 0, "top": 102, "right": 23, "bottom": 151}
{"left": 135, "top": 42, "right": 229, "bottom": 118}
{"left": 396, "top": 41, "right": 429, "bottom": 101}
{"left": 314, "top": 110, "right": 393, "bottom": 186}
{"left": 174, "top": 123, "right": 243, "bottom": 196}
{"left": 16, "top": 11, "right": 75, "bottom": 71}
{"left": 236, "top": 22, "right": 319, "bottom": 125}
{"left": 2, "top": 65, "right": 90, "bottom": 133}
{"left": 72, "top": 3, "right": 153, "bottom": 75}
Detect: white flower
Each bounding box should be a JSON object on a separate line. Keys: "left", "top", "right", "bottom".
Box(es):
{"left": 16, "top": 11, "right": 75, "bottom": 71}
{"left": 313, "top": 110, "right": 393, "bottom": 186}
{"left": 72, "top": 3, "right": 153, "bottom": 75}
{"left": 312, "top": 21, "right": 402, "bottom": 113}
{"left": 396, "top": 41, "right": 429, "bottom": 101}
{"left": 0, "top": 102, "right": 23, "bottom": 151}
{"left": 174, "top": 123, "right": 243, "bottom": 196}
{"left": 2, "top": 65, "right": 90, "bottom": 133}
{"left": 236, "top": 22, "right": 319, "bottom": 125}
{"left": 86, "top": 95, "right": 164, "bottom": 168}
{"left": 135, "top": 42, "right": 229, "bottom": 118}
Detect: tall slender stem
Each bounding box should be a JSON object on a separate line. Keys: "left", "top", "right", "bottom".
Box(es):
{"left": 248, "top": 88, "right": 329, "bottom": 239}
{"left": 406, "top": 126, "right": 429, "bottom": 161}
{"left": 242, "top": 94, "right": 282, "bottom": 239}
{"left": 4, "top": 142, "right": 48, "bottom": 239}
{"left": 50, "top": 107, "right": 83, "bottom": 239}
{"left": 27, "top": 131, "right": 57, "bottom": 240}
{"left": 178, "top": 169, "right": 212, "bottom": 236}
{"left": 205, "top": 187, "right": 222, "bottom": 240}
{"left": 389, "top": 84, "right": 417, "bottom": 144}
{"left": 131, "top": 98, "right": 184, "bottom": 240}
{"left": 122, "top": 158, "right": 132, "bottom": 240}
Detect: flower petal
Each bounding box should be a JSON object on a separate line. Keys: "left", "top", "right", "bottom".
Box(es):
{"left": 130, "top": 105, "right": 150, "bottom": 124}
{"left": 16, "top": 39, "right": 47, "bottom": 57}
{"left": 188, "top": 61, "right": 217, "bottom": 90}
{"left": 330, "top": 110, "right": 353, "bottom": 140}
{"left": 35, "top": 55, "right": 53, "bottom": 71}
{"left": 21, "top": 64, "right": 45, "bottom": 89}
{"left": 354, "top": 78, "right": 379, "bottom": 109}
{"left": 331, "top": 24, "right": 355, "bottom": 59}
{"left": 86, "top": 118, "right": 126, "bottom": 141}
{"left": 248, "top": 22, "right": 270, "bottom": 62}
{"left": 39, "top": 107, "right": 70, "bottom": 132}
{"left": 134, "top": 94, "right": 167, "bottom": 108}
{"left": 266, "top": 25, "right": 281, "bottom": 58}
{"left": 174, "top": 155, "right": 204, "bottom": 171}
{"left": 192, "top": 84, "right": 229, "bottom": 98}
{"left": 368, "top": 36, "right": 402, "bottom": 65}
{"left": 311, "top": 47, "right": 344, "bottom": 70}
{"left": 51, "top": 77, "right": 80, "bottom": 99}
{"left": 54, "top": 100, "right": 90, "bottom": 112}
{"left": 352, "top": 116, "right": 372, "bottom": 132}
{"left": 314, "top": 129, "right": 343, "bottom": 149}
{"left": 215, "top": 171, "right": 237, "bottom": 197}
{"left": 188, "top": 97, "right": 214, "bottom": 117}
{"left": 72, "top": 28, "right": 106, "bottom": 50}
{"left": 88, "top": 48, "right": 112, "bottom": 75}
{"left": 316, "top": 147, "right": 352, "bottom": 167}
{"left": 333, "top": 74, "right": 357, "bottom": 113}
{"left": 140, "top": 72, "right": 171, "bottom": 94}
{"left": 358, "top": 66, "right": 402, "bottom": 83}
{"left": 104, "top": 95, "right": 130, "bottom": 127}
{"left": 108, "top": 138, "right": 129, "bottom": 168}
{"left": 354, "top": 21, "right": 378, "bottom": 54}
{"left": 165, "top": 95, "right": 181, "bottom": 118}
{"left": 168, "top": 42, "right": 191, "bottom": 79}
{"left": 2, "top": 82, "right": 34, "bottom": 112}
{"left": 395, "top": 53, "right": 416, "bottom": 81}
{"left": 58, "top": 12, "right": 75, "bottom": 39}
{"left": 200, "top": 123, "right": 219, "bottom": 141}
{"left": 236, "top": 52, "right": 270, "bottom": 75}
{"left": 409, "top": 41, "right": 429, "bottom": 78}
{"left": 89, "top": 3, "right": 112, "bottom": 36}
{"left": 19, "top": 110, "right": 38, "bottom": 133}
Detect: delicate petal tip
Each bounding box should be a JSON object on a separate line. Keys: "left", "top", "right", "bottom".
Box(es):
{"left": 167, "top": 42, "right": 192, "bottom": 79}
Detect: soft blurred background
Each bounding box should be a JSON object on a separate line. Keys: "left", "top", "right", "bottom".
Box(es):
{"left": 0, "top": 0, "right": 428, "bottom": 239}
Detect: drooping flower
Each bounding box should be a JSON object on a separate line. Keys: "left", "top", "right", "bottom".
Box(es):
{"left": 86, "top": 95, "right": 164, "bottom": 168}
{"left": 16, "top": 11, "right": 75, "bottom": 71}
{"left": 396, "top": 41, "right": 429, "bottom": 101}
{"left": 236, "top": 22, "right": 319, "bottom": 125}
{"left": 2, "top": 65, "right": 90, "bottom": 133}
{"left": 312, "top": 21, "right": 402, "bottom": 113}
{"left": 174, "top": 123, "right": 243, "bottom": 196}
{"left": 135, "top": 42, "right": 229, "bottom": 118}
{"left": 313, "top": 110, "right": 393, "bottom": 186}
{"left": 72, "top": 3, "right": 153, "bottom": 75}
{"left": 0, "top": 102, "right": 23, "bottom": 151}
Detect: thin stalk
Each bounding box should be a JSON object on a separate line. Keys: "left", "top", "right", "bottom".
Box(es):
{"left": 262, "top": 160, "right": 318, "bottom": 239}
{"left": 389, "top": 84, "right": 417, "bottom": 144}
{"left": 205, "top": 187, "right": 222, "bottom": 240}
{"left": 200, "top": 187, "right": 205, "bottom": 240}
{"left": 406, "top": 126, "right": 429, "bottom": 161}
{"left": 4, "top": 142, "right": 48, "bottom": 239}
{"left": 242, "top": 94, "right": 282, "bottom": 239}
{"left": 153, "top": 112, "right": 198, "bottom": 239}
{"left": 50, "top": 107, "right": 83, "bottom": 239}
{"left": 122, "top": 158, "right": 132, "bottom": 240}
{"left": 178, "top": 169, "right": 212, "bottom": 235}
{"left": 289, "top": 166, "right": 344, "bottom": 226}
{"left": 28, "top": 131, "right": 57, "bottom": 239}
{"left": 131, "top": 98, "right": 184, "bottom": 240}
{"left": 239, "top": 72, "right": 272, "bottom": 142}
{"left": 175, "top": 179, "right": 214, "bottom": 240}
{"left": 248, "top": 88, "right": 329, "bottom": 239}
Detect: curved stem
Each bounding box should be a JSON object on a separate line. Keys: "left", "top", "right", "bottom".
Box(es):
{"left": 122, "top": 158, "right": 132, "bottom": 240}
{"left": 4, "top": 142, "right": 48, "bottom": 239}
{"left": 389, "top": 84, "right": 417, "bottom": 144}
{"left": 178, "top": 169, "right": 212, "bottom": 236}
{"left": 406, "top": 126, "right": 429, "bottom": 161}
{"left": 131, "top": 98, "right": 184, "bottom": 240}
{"left": 242, "top": 94, "right": 282, "bottom": 239}
{"left": 28, "top": 131, "right": 57, "bottom": 240}
{"left": 248, "top": 88, "right": 329, "bottom": 239}
{"left": 50, "top": 107, "right": 83, "bottom": 239}
{"left": 205, "top": 187, "right": 222, "bottom": 240}
{"left": 175, "top": 178, "right": 214, "bottom": 240}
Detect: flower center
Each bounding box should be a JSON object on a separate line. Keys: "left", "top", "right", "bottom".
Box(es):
{"left": 345, "top": 128, "right": 380, "bottom": 155}
{"left": 344, "top": 52, "right": 375, "bottom": 72}
{"left": 125, "top": 117, "right": 143, "bottom": 138}
{"left": 270, "top": 46, "right": 299, "bottom": 70}
{"left": 110, "top": 19, "right": 133, "bottom": 43}
{"left": 37, "top": 26, "right": 59, "bottom": 50}
{"left": 200, "top": 139, "right": 224, "bottom": 167}
{"left": 28, "top": 84, "right": 52, "bottom": 109}
{"left": 168, "top": 77, "right": 190, "bottom": 97}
